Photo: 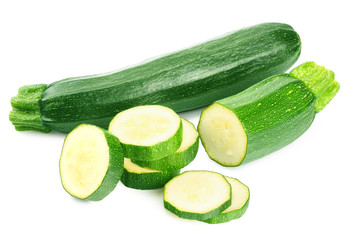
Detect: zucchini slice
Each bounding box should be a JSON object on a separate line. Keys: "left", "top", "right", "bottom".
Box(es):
{"left": 132, "top": 118, "right": 199, "bottom": 171}
{"left": 121, "top": 158, "right": 180, "bottom": 190}
{"left": 59, "top": 124, "right": 124, "bottom": 201}
{"left": 202, "top": 176, "right": 249, "bottom": 224}
{"left": 164, "top": 171, "right": 232, "bottom": 220}
{"left": 109, "top": 105, "right": 182, "bottom": 160}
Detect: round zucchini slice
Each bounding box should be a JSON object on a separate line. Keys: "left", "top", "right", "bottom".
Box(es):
{"left": 109, "top": 105, "right": 182, "bottom": 160}
{"left": 121, "top": 158, "right": 180, "bottom": 190}
{"left": 132, "top": 118, "right": 199, "bottom": 171}
{"left": 198, "top": 103, "right": 247, "bottom": 167}
{"left": 163, "top": 171, "right": 231, "bottom": 220}
{"left": 59, "top": 124, "right": 124, "bottom": 201}
{"left": 202, "top": 176, "right": 250, "bottom": 224}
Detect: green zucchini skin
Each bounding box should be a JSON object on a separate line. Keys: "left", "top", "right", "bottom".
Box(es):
{"left": 200, "top": 74, "right": 315, "bottom": 166}
{"left": 10, "top": 22, "right": 301, "bottom": 133}
{"left": 86, "top": 128, "right": 124, "bottom": 201}
{"left": 199, "top": 61, "right": 339, "bottom": 166}
{"left": 163, "top": 198, "right": 231, "bottom": 221}
{"left": 121, "top": 168, "right": 180, "bottom": 190}
{"left": 203, "top": 198, "right": 249, "bottom": 224}
{"left": 227, "top": 74, "right": 315, "bottom": 164}
{"left": 198, "top": 74, "right": 315, "bottom": 167}
{"left": 132, "top": 136, "right": 199, "bottom": 171}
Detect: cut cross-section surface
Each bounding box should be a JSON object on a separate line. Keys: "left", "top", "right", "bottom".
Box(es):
{"left": 198, "top": 103, "right": 247, "bottom": 166}
{"left": 109, "top": 105, "right": 182, "bottom": 160}
{"left": 60, "top": 124, "right": 124, "bottom": 201}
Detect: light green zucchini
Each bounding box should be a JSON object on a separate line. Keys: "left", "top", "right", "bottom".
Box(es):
{"left": 59, "top": 124, "right": 124, "bottom": 201}
{"left": 198, "top": 62, "right": 340, "bottom": 166}
{"left": 121, "top": 158, "right": 180, "bottom": 190}
{"left": 132, "top": 118, "right": 199, "bottom": 171}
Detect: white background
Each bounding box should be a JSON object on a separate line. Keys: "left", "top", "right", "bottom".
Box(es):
{"left": 1, "top": 0, "right": 359, "bottom": 239}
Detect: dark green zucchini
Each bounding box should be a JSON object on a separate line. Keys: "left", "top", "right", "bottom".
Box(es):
{"left": 9, "top": 22, "right": 301, "bottom": 133}
{"left": 198, "top": 62, "right": 340, "bottom": 166}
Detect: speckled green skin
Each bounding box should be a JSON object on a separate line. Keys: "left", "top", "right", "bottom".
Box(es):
{"left": 213, "top": 74, "right": 316, "bottom": 165}
{"left": 132, "top": 136, "right": 199, "bottom": 171}
{"left": 121, "top": 168, "right": 180, "bottom": 190}
{"left": 60, "top": 124, "right": 124, "bottom": 201}
{"left": 164, "top": 197, "right": 231, "bottom": 221}
{"left": 10, "top": 22, "right": 301, "bottom": 133}
{"left": 203, "top": 197, "right": 249, "bottom": 224}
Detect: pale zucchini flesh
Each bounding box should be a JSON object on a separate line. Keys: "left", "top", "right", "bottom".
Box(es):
{"left": 133, "top": 118, "right": 199, "bottom": 171}
{"left": 198, "top": 103, "right": 247, "bottom": 167}
{"left": 164, "top": 171, "right": 232, "bottom": 220}
{"left": 202, "top": 176, "right": 250, "bottom": 224}
{"left": 59, "top": 124, "right": 124, "bottom": 201}
{"left": 109, "top": 105, "right": 182, "bottom": 160}
{"left": 121, "top": 158, "right": 180, "bottom": 190}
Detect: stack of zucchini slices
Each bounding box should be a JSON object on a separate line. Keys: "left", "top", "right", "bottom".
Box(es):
{"left": 164, "top": 171, "right": 250, "bottom": 224}
{"left": 109, "top": 105, "right": 199, "bottom": 190}
{"left": 59, "top": 105, "right": 200, "bottom": 201}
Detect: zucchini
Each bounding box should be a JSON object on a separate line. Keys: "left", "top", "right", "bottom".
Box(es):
{"left": 121, "top": 158, "right": 180, "bottom": 190}
{"left": 202, "top": 176, "right": 249, "bottom": 224}
{"left": 132, "top": 118, "right": 199, "bottom": 171}
{"left": 108, "top": 105, "right": 182, "bottom": 161}
{"left": 10, "top": 22, "right": 301, "bottom": 133}
{"left": 164, "top": 171, "right": 232, "bottom": 220}
{"left": 59, "top": 124, "right": 124, "bottom": 201}
{"left": 198, "top": 62, "right": 340, "bottom": 166}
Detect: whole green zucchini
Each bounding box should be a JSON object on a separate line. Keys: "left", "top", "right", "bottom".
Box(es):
{"left": 198, "top": 62, "right": 340, "bottom": 166}
{"left": 9, "top": 22, "right": 301, "bottom": 133}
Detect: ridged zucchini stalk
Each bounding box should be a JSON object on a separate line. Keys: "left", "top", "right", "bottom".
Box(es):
{"left": 198, "top": 62, "right": 340, "bottom": 166}
{"left": 9, "top": 22, "right": 301, "bottom": 133}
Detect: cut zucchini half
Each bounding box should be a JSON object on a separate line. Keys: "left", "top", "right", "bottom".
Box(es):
{"left": 164, "top": 171, "right": 232, "bottom": 220}
{"left": 109, "top": 105, "right": 182, "bottom": 160}
{"left": 59, "top": 124, "right": 124, "bottom": 201}
{"left": 121, "top": 158, "right": 180, "bottom": 190}
{"left": 202, "top": 176, "right": 250, "bottom": 224}
{"left": 198, "top": 103, "right": 247, "bottom": 167}
{"left": 132, "top": 119, "right": 199, "bottom": 171}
